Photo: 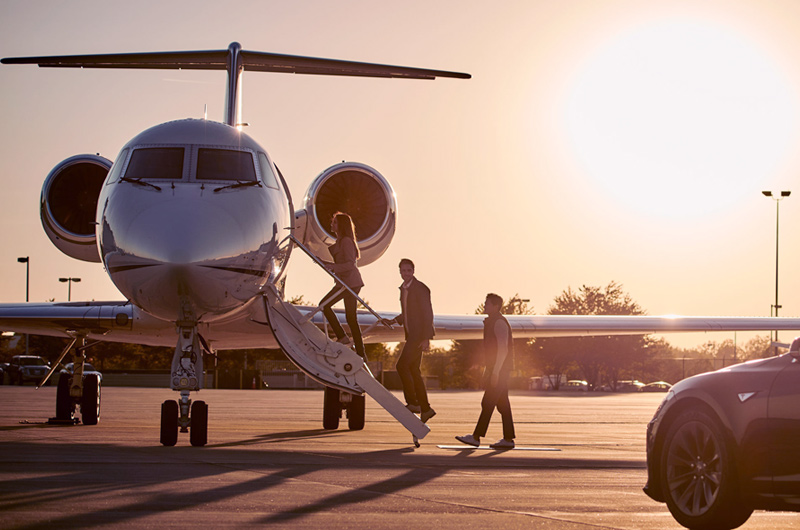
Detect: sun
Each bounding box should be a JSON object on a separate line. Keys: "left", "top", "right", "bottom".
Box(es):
{"left": 564, "top": 19, "right": 797, "bottom": 221}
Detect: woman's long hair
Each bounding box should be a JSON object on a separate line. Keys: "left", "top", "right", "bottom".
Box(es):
{"left": 333, "top": 212, "right": 360, "bottom": 259}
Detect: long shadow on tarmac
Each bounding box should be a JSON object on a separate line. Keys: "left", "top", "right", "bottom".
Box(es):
{"left": 1, "top": 429, "right": 645, "bottom": 530}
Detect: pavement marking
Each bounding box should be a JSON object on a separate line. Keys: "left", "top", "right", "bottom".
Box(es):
{"left": 437, "top": 445, "right": 561, "bottom": 451}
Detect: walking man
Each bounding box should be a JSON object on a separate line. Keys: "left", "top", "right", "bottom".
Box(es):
{"left": 386, "top": 258, "right": 436, "bottom": 422}
{"left": 456, "top": 293, "right": 515, "bottom": 449}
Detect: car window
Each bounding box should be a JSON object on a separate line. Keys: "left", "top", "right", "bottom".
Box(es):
{"left": 125, "top": 147, "right": 185, "bottom": 180}
{"left": 196, "top": 148, "right": 256, "bottom": 181}
{"left": 18, "top": 356, "right": 46, "bottom": 365}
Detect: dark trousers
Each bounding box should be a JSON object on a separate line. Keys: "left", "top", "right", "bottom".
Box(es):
{"left": 473, "top": 369, "right": 515, "bottom": 440}
{"left": 321, "top": 284, "right": 365, "bottom": 359}
{"left": 396, "top": 340, "right": 430, "bottom": 411}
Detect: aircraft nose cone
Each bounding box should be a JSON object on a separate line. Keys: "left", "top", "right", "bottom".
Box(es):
{"left": 131, "top": 199, "right": 249, "bottom": 264}
{"left": 102, "top": 190, "right": 276, "bottom": 321}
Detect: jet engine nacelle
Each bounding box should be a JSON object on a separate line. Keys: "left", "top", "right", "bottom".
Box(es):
{"left": 294, "top": 162, "right": 397, "bottom": 267}
{"left": 41, "top": 154, "right": 112, "bottom": 263}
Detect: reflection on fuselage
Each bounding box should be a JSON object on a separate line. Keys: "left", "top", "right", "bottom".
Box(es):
{"left": 97, "top": 119, "right": 291, "bottom": 323}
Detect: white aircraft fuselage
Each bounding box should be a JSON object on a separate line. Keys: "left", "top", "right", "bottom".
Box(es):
{"left": 98, "top": 119, "right": 291, "bottom": 324}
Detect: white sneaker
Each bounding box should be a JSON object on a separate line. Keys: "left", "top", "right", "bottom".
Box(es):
{"left": 455, "top": 434, "right": 480, "bottom": 447}
{"left": 489, "top": 438, "right": 515, "bottom": 450}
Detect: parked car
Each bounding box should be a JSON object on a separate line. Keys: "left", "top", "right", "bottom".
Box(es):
{"left": 615, "top": 380, "right": 645, "bottom": 392}
{"left": 644, "top": 337, "right": 800, "bottom": 529}
{"left": 562, "top": 380, "right": 589, "bottom": 391}
{"left": 6, "top": 355, "right": 51, "bottom": 385}
{"left": 642, "top": 381, "right": 672, "bottom": 393}
{"left": 0, "top": 362, "right": 8, "bottom": 384}
{"left": 60, "top": 362, "right": 103, "bottom": 382}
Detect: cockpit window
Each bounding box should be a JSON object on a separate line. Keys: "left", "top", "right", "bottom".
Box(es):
{"left": 196, "top": 148, "right": 257, "bottom": 182}
{"left": 106, "top": 148, "right": 129, "bottom": 184}
{"left": 125, "top": 147, "right": 185, "bottom": 180}
{"left": 258, "top": 152, "right": 279, "bottom": 189}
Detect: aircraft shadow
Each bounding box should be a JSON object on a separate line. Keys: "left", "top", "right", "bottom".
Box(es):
{"left": 0, "top": 436, "right": 643, "bottom": 529}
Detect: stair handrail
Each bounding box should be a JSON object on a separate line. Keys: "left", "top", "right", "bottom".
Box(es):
{"left": 286, "top": 234, "right": 392, "bottom": 330}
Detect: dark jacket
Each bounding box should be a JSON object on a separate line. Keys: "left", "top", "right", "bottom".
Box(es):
{"left": 396, "top": 278, "right": 435, "bottom": 342}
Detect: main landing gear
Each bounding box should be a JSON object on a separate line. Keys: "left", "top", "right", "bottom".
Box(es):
{"left": 48, "top": 338, "right": 101, "bottom": 426}
{"left": 160, "top": 324, "right": 208, "bottom": 446}
{"left": 322, "top": 386, "right": 365, "bottom": 431}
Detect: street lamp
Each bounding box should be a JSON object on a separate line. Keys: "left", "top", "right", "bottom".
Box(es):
{"left": 17, "top": 257, "right": 29, "bottom": 355}
{"left": 58, "top": 277, "right": 81, "bottom": 301}
{"left": 761, "top": 190, "right": 791, "bottom": 345}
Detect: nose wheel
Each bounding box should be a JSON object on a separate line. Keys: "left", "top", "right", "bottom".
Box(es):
{"left": 160, "top": 392, "right": 208, "bottom": 446}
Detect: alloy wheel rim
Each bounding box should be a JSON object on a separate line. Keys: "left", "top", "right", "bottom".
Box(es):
{"left": 666, "top": 420, "right": 723, "bottom": 516}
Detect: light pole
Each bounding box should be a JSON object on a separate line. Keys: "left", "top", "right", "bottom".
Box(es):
{"left": 58, "top": 277, "right": 81, "bottom": 301}
{"left": 761, "top": 190, "right": 791, "bottom": 345}
{"left": 17, "top": 257, "right": 29, "bottom": 355}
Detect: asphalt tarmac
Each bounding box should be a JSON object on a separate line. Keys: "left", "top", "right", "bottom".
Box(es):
{"left": 0, "top": 386, "right": 797, "bottom": 529}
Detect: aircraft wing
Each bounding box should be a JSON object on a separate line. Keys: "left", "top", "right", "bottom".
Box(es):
{"left": 0, "top": 301, "right": 177, "bottom": 348}
{"left": 360, "top": 312, "right": 800, "bottom": 343}
{"left": 3, "top": 301, "right": 799, "bottom": 350}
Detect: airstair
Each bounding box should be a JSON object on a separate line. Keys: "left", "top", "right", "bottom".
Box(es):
{"left": 260, "top": 236, "right": 429, "bottom": 440}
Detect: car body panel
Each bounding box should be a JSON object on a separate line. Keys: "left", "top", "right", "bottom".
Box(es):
{"left": 6, "top": 355, "right": 50, "bottom": 384}
{"left": 645, "top": 352, "right": 800, "bottom": 512}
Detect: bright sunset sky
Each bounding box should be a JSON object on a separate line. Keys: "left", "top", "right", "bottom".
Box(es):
{"left": 0, "top": 1, "right": 798, "bottom": 349}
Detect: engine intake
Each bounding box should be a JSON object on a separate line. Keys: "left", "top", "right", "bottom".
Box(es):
{"left": 41, "top": 154, "right": 112, "bottom": 263}
{"left": 295, "top": 162, "right": 396, "bottom": 267}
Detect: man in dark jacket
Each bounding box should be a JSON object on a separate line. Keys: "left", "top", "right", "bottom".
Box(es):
{"left": 387, "top": 258, "right": 436, "bottom": 422}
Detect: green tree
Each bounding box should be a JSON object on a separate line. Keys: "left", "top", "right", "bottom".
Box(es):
{"left": 741, "top": 334, "right": 773, "bottom": 360}
{"left": 535, "top": 282, "right": 652, "bottom": 389}
{"left": 448, "top": 294, "right": 536, "bottom": 389}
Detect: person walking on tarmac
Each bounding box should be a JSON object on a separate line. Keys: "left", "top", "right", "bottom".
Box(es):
{"left": 456, "top": 293, "right": 516, "bottom": 449}
{"left": 384, "top": 258, "right": 436, "bottom": 422}
{"left": 320, "top": 212, "right": 366, "bottom": 359}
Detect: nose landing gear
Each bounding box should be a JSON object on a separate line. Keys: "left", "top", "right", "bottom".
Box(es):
{"left": 160, "top": 324, "right": 208, "bottom": 446}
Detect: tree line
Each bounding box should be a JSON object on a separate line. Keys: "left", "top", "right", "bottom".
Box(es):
{"left": 0, "top": 282, "right": 777, "bottom": 389}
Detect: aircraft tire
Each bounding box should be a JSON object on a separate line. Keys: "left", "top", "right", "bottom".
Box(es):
{"left": 160, "top": 400, "right": 179, "bottom": 446}
{"left": 322, "top": 386, "right": 340, "bottom": 430}
{"left": 347, "top": 394, "right": 365, "bottom": 431}
{"left": 190, "top": 400, "right": 208, "bottom": 447}
{"left": 55, "top": 373, "right": 72, "bottom": 420}
{"left": 80, "top": 374, "right": 101, "bottom": 425}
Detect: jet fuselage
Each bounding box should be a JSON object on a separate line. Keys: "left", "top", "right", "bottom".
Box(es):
{"left": 97, "top": 119, "right": 292, "bottom": 323}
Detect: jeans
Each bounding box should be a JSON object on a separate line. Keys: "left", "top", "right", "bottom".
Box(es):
{"left": 321, "top": 284, "right": 365, "bottom": 359}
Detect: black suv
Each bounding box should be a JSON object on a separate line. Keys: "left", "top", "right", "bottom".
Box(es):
{"left": 6, "top": 355, "right": 51, "bottom": 385}
{"left": 644, "top": 337, "right": 800, "bottom": 529}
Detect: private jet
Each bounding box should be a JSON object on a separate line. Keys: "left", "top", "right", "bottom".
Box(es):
{"left": 2, "top": 43, "right": 799, "bottom": 447}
